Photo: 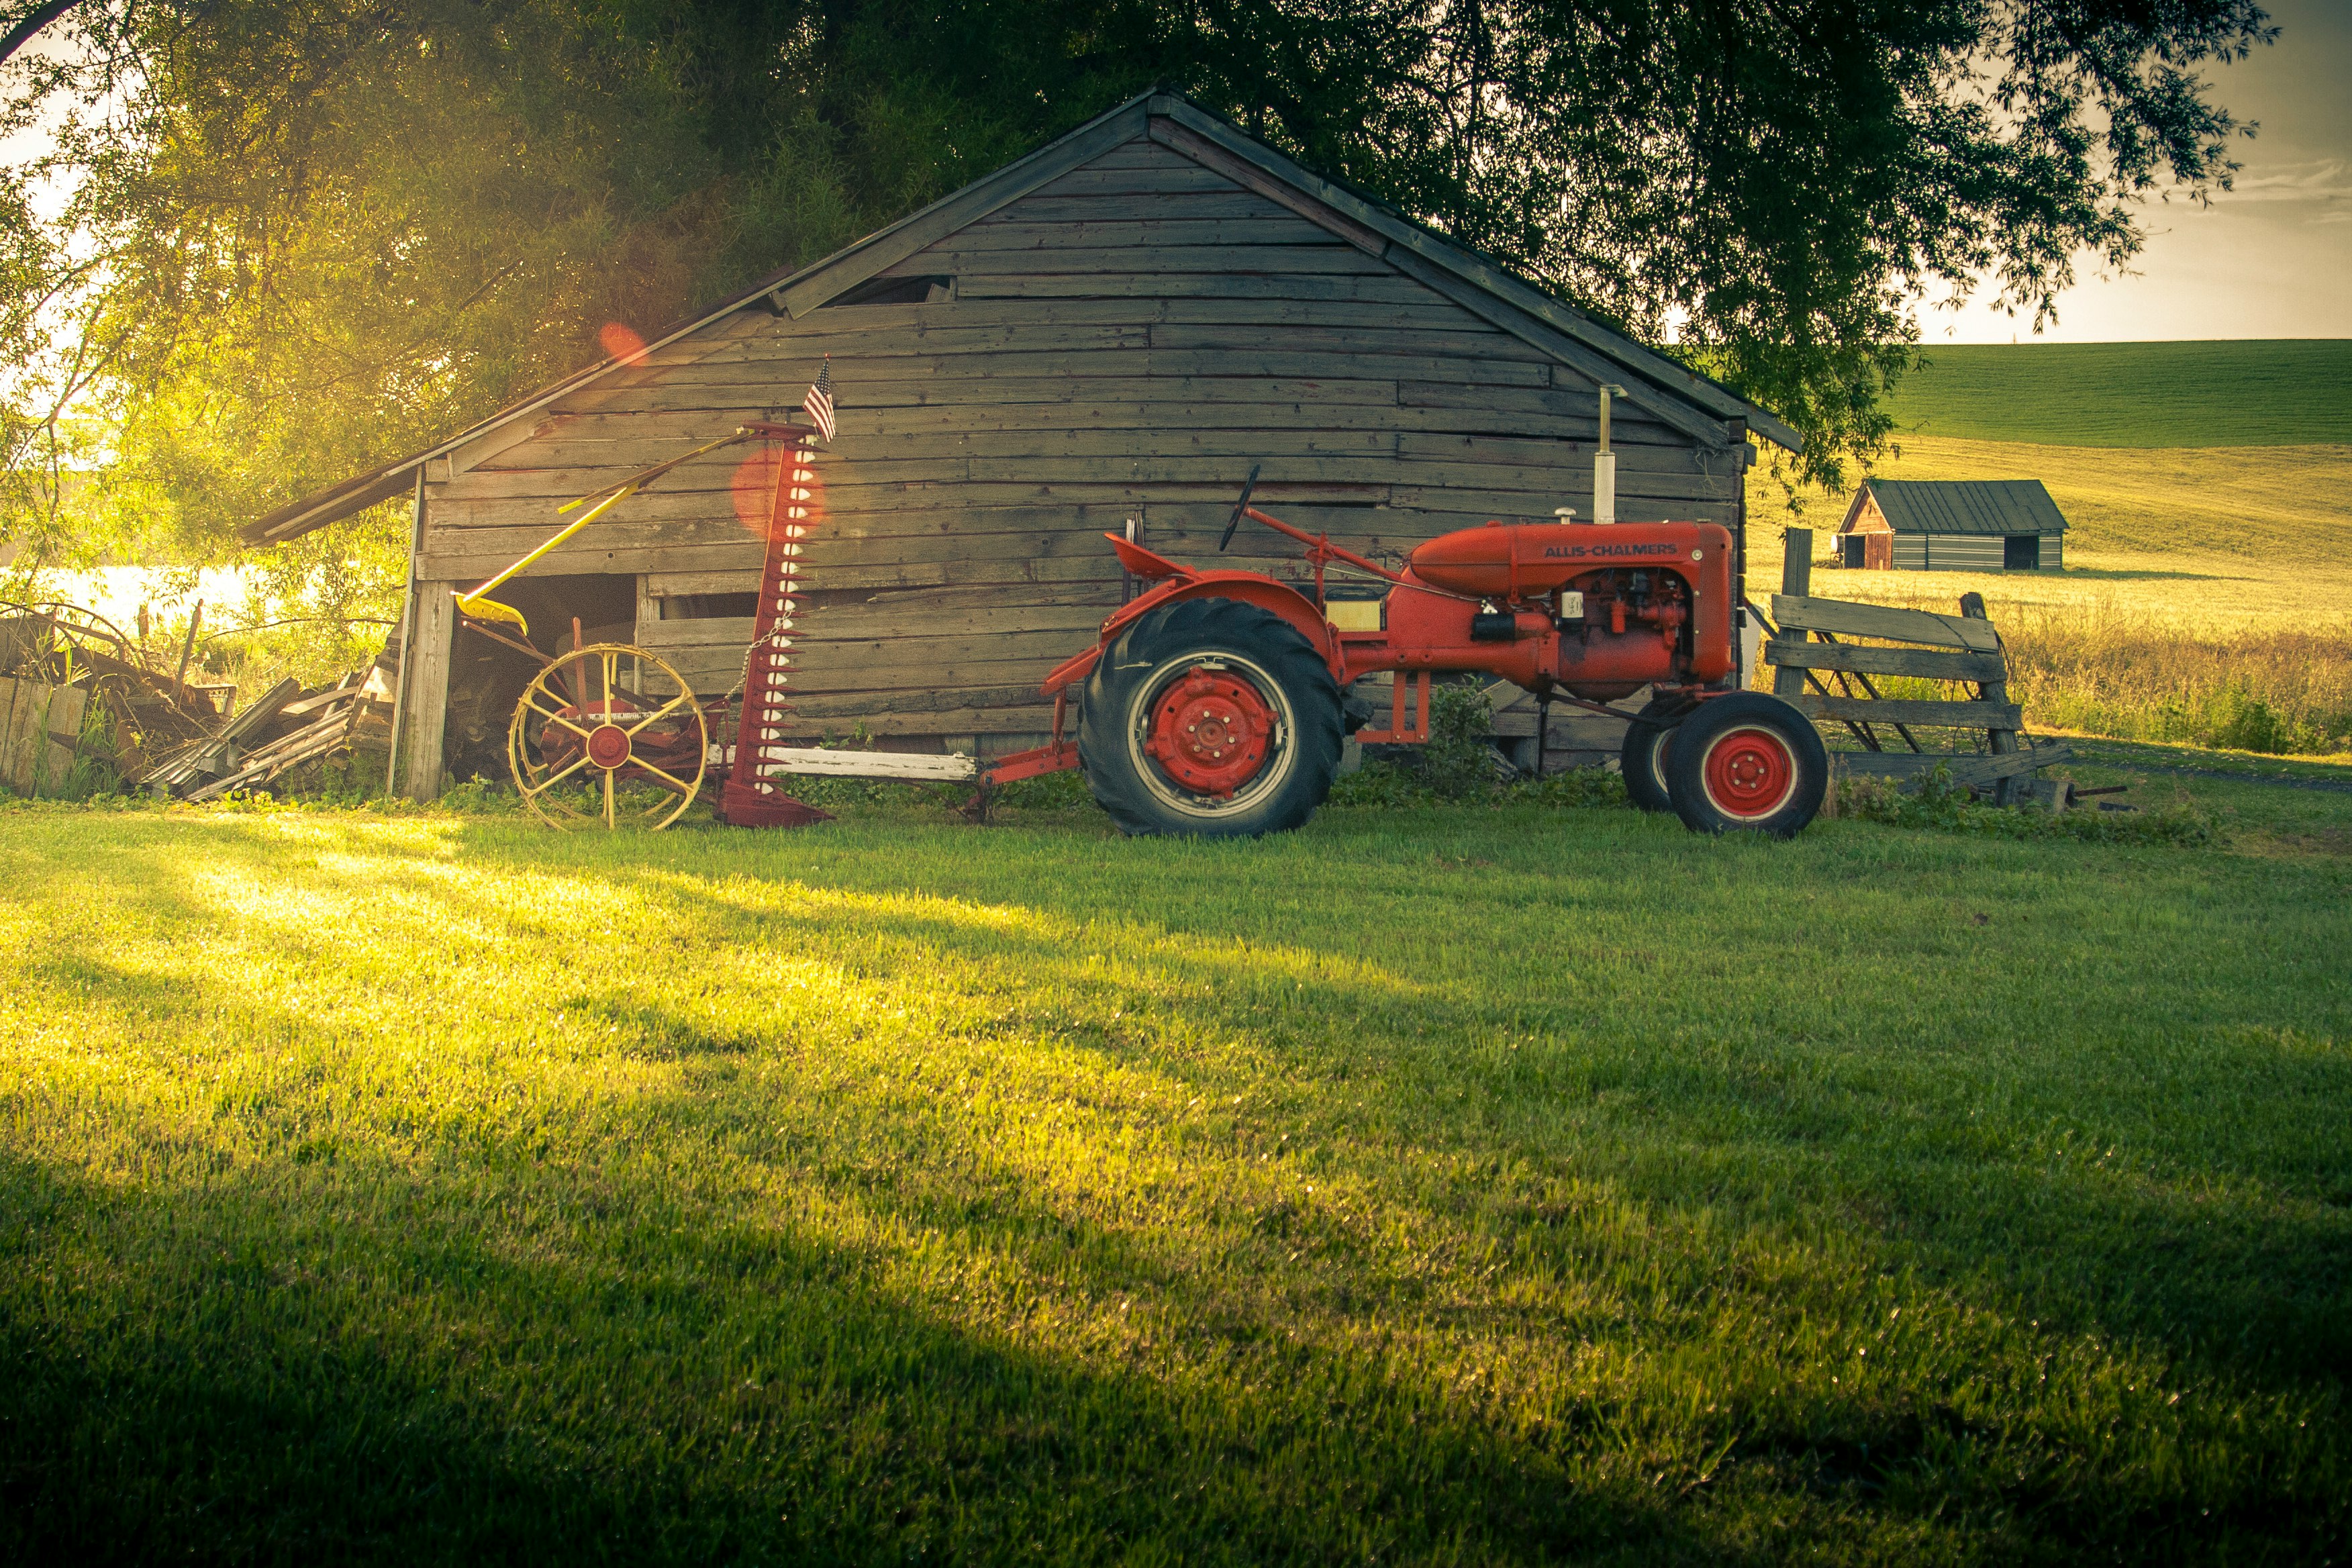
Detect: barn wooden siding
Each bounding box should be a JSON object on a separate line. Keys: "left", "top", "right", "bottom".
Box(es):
{"left": 413, "top": 132, "right": 1747, "bottom": 761}
{"left": 245, "top": 93, "right": 1793, "bottom": 793}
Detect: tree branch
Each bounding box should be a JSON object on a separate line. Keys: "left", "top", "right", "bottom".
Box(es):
{"left": 0, "top": 1, "right": 78, "bottom": 68}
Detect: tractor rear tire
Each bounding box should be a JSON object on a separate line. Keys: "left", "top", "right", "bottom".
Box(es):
{"left": 1620, "top": 696, "right": 1690, "bottom": 813}
{"left": 1663, "top": 693, "right": 1828, "bottom": 838}
{"left": 1079, "top": 596, "right": 1345, "bottom": 838}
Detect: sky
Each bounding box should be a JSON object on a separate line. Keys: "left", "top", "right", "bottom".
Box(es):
{"left": 1933, "top": 0, "right": 2351, "bottom": 344}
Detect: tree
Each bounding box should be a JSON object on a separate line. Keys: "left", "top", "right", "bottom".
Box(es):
{"left": 0, "top": 0, "right": 2277, "bottom": 584}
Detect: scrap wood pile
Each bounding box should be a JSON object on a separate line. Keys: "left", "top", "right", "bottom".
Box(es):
{"left": 0, "top": 601, "right": 393, "bottom": 800}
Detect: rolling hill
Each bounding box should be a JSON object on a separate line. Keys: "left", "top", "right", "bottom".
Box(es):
{"left": 1883, "top": 340, "right": 2352, "bottom": 447}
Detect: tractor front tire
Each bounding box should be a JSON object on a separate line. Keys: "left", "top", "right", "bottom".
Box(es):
{"left": 1664, "top": 693, "right": 1828, "bottom": 838}
{"left": 1079, "top": 597, "right": 1345, "bottom": 838}
{"left": 1619, "top": 695, "right": 1691, "bottom": 814}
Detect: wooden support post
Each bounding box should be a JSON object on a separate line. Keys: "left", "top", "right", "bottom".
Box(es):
{"left": 383, "top": 469, "right": 427, "bottom": 800}
{"left": 1772, "top": 529, "right": 1811, "bottom": 701}
{"left": 399, "top": 583, "right": 455, "bottom": 800}
{"left": 1959, "top": 591, "right": 2020, "bottom": 803}
{"left": 1727, "top": 418, "right": 1749, "bottom": 687}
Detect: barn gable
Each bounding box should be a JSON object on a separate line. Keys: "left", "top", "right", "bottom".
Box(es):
{"left": 252, "top": 91, "right": 1801, "bottom": 794}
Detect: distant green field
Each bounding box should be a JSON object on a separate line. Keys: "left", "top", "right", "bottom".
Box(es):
{"left": 1885, "top": 340, "right": 2352, "bottom": 447}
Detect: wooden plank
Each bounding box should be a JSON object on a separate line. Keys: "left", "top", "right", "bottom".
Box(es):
{"left": 607, "top": 348, "right": 1546, "bottom": 388}
{"left": 778, "top": 295, "right": 1502, "bottom": 335}
{"left": 650, "top": 322, "right": 1157, "bottom": 364}
{"left": 796, "top": 601, "right": 1112, "bottom": 641}
{"left": 777, "top": 106, "right": 1152, "bottom": 315}
{"left": 881, "top": 245, "right": 1395, "bottom": 277}
{"left": 1787, "top": 695, "right": 2024, "bottom": 728}
{"left": 1144, "top": 323, "right": 1547, "bottom": 362}
{"left": 988, "top": 191, "right": 1303, "bottom": 222}
{"left": 643, "top": 570, "right": 763, "bottom": 599}
{"left": 511, "top": 426, "right": 1412, "bottom": 473}
{"left": 444, "top": 446, "right": 1667, "bottom": 504}
{"left": 1961, "top": 592, "right": 2020, "bottom": 799}
{"left": 953, "top": 272, "right": 1437, "bottom": 304}
{"left": 509, "top": 392, "right": 1649, "bottom": 456}
{"left": 1395, "top": 430, "right": 1706, "bottom": 475}
{"left": 401, "top": 584, "right": 455, "bottom": 799}
{"left": 1069, "top": 137, "right": 1195, "bottom": 168}
{"left": 0, "top": 677, "right": 89, "bottom": 793}
{"left": 1764, "top": 638, "right": 2009, "bottom": 683}
{"left": 908, "top": 216, "right": 1341, "bottom": 251}
{"left": 1379, "top": 246, "right": 1734, "bottom": 452}
{"left": 1771, "top": 533, "right": 1812, "bottom": 702}
{"left": 785, "top": 706, "right": 1064, "bottom": 737}
{"left": 1771, "top": 594, "right": 2005, "bottom": 652}
{"left": 1146, "top": 117, "right": 1391, "bottom": 256}
{"left": 785, "top": 685, "right": 1048, "bottom": 720}
{"left": 633, "top": 616, "right": 761, "bottom": 648}
{"left": 562, "top": 372, "right": 1415, "bottom": 415}
{"left": 1387, "top": 476, "right": 1738, "bottom": 513}
{"left": 1830, "top": 747, "right": 2070, "bottom": 787}
{"left": 1024, "top": 163, "right": 1242, "bottom": 197}
{"left": 755, "top": 746, "right": 978, "bottom": 782}
{"left": 1487, "top": 709, "right": 1630, "bottom": 744}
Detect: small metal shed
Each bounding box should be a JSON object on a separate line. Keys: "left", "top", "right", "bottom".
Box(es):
{"left": 1836, "top": 479, "right": 2067, "bottom": 572}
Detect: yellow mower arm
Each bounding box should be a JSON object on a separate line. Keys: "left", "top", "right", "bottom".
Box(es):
{"left": 450, "top": 430, "right": 756, "bottom": 636}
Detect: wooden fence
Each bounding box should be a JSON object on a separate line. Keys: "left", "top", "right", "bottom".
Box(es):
{"left": 1764, "top": 527, "right": 2069, "bottom": 797}
{"left": 0, "top": 677, "right": 88, "bottom": 795}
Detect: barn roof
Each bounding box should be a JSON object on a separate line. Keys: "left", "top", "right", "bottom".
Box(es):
{"left": 243, "top": 89, "right": 1798, "bottom": 547}
{"left": 1845, "top": 479, "right": 2069, "bottom": 537}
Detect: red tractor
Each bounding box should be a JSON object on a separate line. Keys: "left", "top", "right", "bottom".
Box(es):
{"left": 1030, "top": 467, "right": 1828, "bottom": 840}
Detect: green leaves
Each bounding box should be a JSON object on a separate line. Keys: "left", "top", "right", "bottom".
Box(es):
{"left": 0, "top": 0, "right": 2282, "bottom": 567}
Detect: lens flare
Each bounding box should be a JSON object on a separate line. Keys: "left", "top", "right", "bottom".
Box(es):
{"left": 597, "top": 322, "right": 648, "bottom": 363}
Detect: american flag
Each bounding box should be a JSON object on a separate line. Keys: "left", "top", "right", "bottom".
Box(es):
{"left": 803, "top": 356, "right": 836, "bottom": 443}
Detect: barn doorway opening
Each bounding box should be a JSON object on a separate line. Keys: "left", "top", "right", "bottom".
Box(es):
{"left": 2004, "top": 535, "right": 2041, "bottom": 571}
{"left": 444, "top": 571, "right": 638, "bottom": 781}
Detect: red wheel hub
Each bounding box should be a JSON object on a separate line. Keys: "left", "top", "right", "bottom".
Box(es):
{"left": 1144, "top": 667, "right": 1275, "bottom": 795}
{"left": 1702, "top": 726, "right": 1797, "bottom": 820}
{"left": 585, "top": 723, "right": 634, "bottom": 769}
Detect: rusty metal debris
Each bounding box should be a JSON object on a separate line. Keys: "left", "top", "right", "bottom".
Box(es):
{"left": 0, "top": 600, "right": 393, "bottom": 799}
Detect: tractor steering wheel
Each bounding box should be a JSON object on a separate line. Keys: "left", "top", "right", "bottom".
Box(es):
{"left": 1218, "top": 464, "right": 1262, "bottom": 552}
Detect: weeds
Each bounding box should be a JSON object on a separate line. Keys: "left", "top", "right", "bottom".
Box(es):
{"left": 1830, "top": 763, "right": 2223, "bottom": 846}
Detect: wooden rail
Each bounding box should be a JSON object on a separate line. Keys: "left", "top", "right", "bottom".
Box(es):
{"left": 1767, "top": 528, "right": 2068, "bottom": 799}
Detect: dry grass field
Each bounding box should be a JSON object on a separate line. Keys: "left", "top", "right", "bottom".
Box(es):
{"left": 1745, "top": 434, "right": 2352, "bottom": 754}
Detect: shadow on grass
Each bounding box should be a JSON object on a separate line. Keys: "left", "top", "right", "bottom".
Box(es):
{"left": 0, "top": 1148, "right": 1683, "bottom": 1567}
{"left": 2, "top": 812, "right": 2347, "bottom": 1561}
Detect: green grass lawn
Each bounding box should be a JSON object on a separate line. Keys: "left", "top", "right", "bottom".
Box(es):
{"left": 1, "top": 785, "right": 2347, "bottom": 1564}
{"left": 1881, "top": 340, "right": 2352, "bottom": 448}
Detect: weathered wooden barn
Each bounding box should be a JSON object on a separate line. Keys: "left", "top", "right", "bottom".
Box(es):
{"left": 244, "top": 91, "right": 1800, "bottom": 796}
{"left": 1836, "top": 479, "right": 2067, "bottom": 573}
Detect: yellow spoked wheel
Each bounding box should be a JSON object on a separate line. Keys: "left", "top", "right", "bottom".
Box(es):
{"left": 508, "top": 643, "right": 709, "bottom": 830}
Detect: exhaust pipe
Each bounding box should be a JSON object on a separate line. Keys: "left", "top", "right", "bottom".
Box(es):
{"left": 1595, "top": 383, "right": 1626, "bottom": 524}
